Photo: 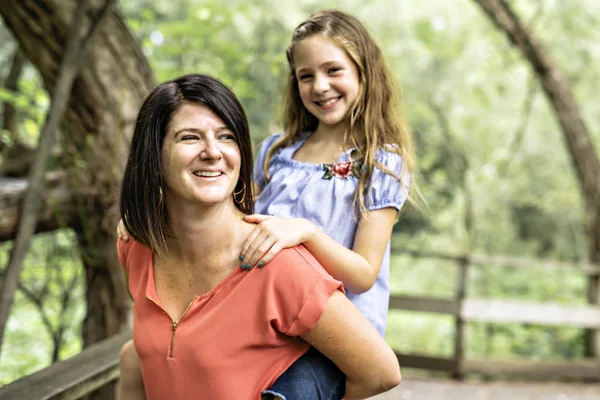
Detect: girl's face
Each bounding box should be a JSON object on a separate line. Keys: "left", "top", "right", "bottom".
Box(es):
{"left": 293, "top": 35, "right": 360, "bottom": 130}
{"left": 161, "top": 103, "right": 241, "bottom": 208}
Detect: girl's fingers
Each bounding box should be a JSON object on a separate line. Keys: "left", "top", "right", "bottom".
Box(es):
{"left": 240, "top": 226, "right": 262, "bottom": 261}
{"left": 243, "top": 214, "right": 271, "bottom": 224}
{"left": 245, "top": 235, "right": 276, "bottom": 270}
{"left": 256, "top": 243, "right": 283, "bottom": 268}
{"left": 241, "top": 231, "right": 269, "bottom": 269}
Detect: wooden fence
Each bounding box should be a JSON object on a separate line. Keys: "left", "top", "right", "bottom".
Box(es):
{"left": 389, "top": 246, "right": 600, "bottom": 380}
{"left": 0, "top": 331, "right": 130, "bottom": 399}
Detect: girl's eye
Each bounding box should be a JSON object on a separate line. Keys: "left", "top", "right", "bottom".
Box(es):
{"left": 298, "top": 74, "right": 312, "bottom": 81}
{"left": 328, "top": 67, "right": 341, "bottom": 74}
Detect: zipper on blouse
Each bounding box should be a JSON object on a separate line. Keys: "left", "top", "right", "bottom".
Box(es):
{"left": 169, "top": 320, "right": 178, "bottom": 358}
{"left": 147, "top": 296, "right": 195, "bottom": 358}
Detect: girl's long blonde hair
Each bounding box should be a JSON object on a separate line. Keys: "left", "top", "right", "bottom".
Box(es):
{"left": 264, "top": 9, "right": 416, "bottom": 216}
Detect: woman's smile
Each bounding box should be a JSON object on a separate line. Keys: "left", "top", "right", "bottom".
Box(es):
{"left": 192, "top": 169, "right": 225, "bottom": 181}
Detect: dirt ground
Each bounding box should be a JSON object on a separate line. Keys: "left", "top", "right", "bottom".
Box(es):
{"left": 371, "top": 378, "right": 600, "bottom": 400}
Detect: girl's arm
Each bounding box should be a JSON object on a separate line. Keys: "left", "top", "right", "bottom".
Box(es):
{"left": 117, "top": 186, "right": 396, "bottom": 293}
{"left": 300, "top": 290, "right": 401, "bottom": 399}
{"left": 240, "top": 207, "right": 397, "bottom": 294}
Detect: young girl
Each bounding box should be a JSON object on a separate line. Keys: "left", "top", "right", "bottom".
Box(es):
{"left": 118, "top": 9, "right": 414, "bottom": 400}
{"left": 242, "top": 8, "right": 414, "bottom": 336}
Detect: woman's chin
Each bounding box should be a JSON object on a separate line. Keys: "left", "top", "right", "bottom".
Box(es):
{"left": 193, "top": 195, "right": 235, "bottom": 207}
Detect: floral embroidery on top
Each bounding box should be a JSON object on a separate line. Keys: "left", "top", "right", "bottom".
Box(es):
{"left": 322, "top": 160, "right": 362, "bottom": 180}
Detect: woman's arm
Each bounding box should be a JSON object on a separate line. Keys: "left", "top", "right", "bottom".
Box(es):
{"left": 300, "top": 290, "right": 401, "bottom": 399}
{"left": 240, "top": 207, "right": 397, "bottom": 293}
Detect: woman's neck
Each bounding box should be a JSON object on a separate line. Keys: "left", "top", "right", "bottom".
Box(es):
{"left": 163, "top": 200, "right": 249, "bottom": 267}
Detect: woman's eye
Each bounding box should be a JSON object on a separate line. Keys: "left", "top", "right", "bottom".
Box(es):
{"left": 220, "top": 134, "right": 236, "bottom": 141}
{"left": 181, "top": 135, "right": 198, "bottom": 141}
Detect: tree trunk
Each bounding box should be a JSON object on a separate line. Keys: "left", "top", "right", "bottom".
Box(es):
{"left": 0, "top": 0, "right": 116, "bottom": 349}
{"left": 1, "top": 48, "right": 26, "bottom": 143}
{"left": 0, "top": 0, "right": 156, "bottom": 393}
{"left": 472, "top": 0, "right": 600, "bottom": 357}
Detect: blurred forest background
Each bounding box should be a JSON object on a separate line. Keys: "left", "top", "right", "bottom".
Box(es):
{"left": 0, "top": 0, "right": 599, "bottom": 386}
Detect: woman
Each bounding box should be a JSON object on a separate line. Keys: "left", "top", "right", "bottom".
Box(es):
{"left": 118, "top": 73, "right": 400, "bottom": 399}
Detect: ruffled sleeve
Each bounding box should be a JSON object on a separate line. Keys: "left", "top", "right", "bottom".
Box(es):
{"left": 253, "top": 133, "right": 283, "bottom": 190}
{"left": 367, "top": 148, "right": 410, "bottom": 212}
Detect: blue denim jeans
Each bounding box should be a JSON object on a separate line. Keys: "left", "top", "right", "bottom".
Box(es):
{"left": 261, "top": 347, "right": 345, "bottom": 400}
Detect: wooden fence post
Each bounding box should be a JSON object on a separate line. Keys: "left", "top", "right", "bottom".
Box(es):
{"left": 586, "top": 272, "right": 600, "bottom": 360}
{"left": 453, "top": 255, "right": 470, "bottom": 380}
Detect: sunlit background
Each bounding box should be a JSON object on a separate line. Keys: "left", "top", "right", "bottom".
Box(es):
{"left": 0, "top": 0, "right": 599, "bottom": 384}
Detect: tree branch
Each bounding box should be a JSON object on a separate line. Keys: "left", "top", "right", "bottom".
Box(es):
{"left": 0, "top": 172, "right": 78, "bottom": 242}
{"left": 472, "top": 0, "right": 600, "bottom": 207}
{"left": 499, "top": 72, "right": 538, "bottom": 175}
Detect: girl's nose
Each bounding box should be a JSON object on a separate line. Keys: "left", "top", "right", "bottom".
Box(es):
{"left": 312, "top": 74, "right": 330, "bottom": 94}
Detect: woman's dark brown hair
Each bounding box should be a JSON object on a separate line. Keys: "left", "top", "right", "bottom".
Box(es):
{"left": 120, "top": 74, "right": 254, "bottom": 256}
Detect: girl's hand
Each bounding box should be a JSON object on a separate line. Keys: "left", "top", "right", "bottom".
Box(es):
{"left": 240, "top": 215, "right": 315, "bottom": 270}
{"left": 117, "top": 219, "right": 130, "bottom": 241}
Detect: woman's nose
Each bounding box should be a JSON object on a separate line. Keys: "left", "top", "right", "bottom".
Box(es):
{"left": 200, "top": 138, "right": 222, "bottom": 160}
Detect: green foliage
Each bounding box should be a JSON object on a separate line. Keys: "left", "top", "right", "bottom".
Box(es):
{"left": 1, "top": 0, "right": 599, "bottom": 383}
{"left": 0, "top": 230, "right": 84, "bottom": 384}
{"left": 119, "top": 0, "right": 293, "bottom": 145}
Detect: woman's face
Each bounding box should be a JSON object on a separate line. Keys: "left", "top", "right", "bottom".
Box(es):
{"left": 161, "top": 103, "right": 241, "bottom": 208}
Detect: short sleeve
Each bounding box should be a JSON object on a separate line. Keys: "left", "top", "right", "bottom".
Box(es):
{"left": 253, "top": 133, "right": 283, "bottom": 190}
{"left": 263, "top": 246, "right": 343, "bottom": 338}
{"left": 117, "top": 237, "right": 134, "bottom": 276}
{"left": 367, "top": 148, "right": 410, "bottom": 212}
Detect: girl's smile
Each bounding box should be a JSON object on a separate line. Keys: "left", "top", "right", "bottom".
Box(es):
{"left": 293, "top": 35, "right": 360, "bottom": 130}
{"left": 314, "top": 96, "right": 342, "bottom": 109}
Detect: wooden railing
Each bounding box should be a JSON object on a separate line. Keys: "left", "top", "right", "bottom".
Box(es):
{"left": 0, "top": 331, "right": 130, "bottom": 400}
{"left": 1, "top": 250, "right": 599, "bottom": 398}
{"left": 389, "top": 246, "right": 600, "bottom": 380}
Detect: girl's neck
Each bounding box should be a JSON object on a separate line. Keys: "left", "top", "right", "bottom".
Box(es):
{"left": 310, "top": 122, "right": 362, "bottom": 152}
{"left": 162, "top": 200, "right": 249, "bottom": 267}
{"left": 312, "top": 122, "right": 346, "bottom": 145}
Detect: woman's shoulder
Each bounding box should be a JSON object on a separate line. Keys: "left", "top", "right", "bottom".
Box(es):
{"left": 267, "top": 246, "right": 331, "bottom": 280}
{"left": 117, "top": 238, "right": 152, "bottom": 272}
{"left": 272, "top": 245, "right": 319, "bottom": 265}
{"left": 258, "top": 246, "right": 344, "bottom": 301}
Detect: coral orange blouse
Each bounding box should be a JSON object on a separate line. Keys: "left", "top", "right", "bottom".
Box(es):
{"left": 118, "top": 238, "right": 343, "bottom": 399}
